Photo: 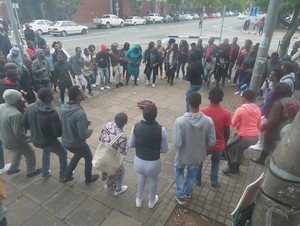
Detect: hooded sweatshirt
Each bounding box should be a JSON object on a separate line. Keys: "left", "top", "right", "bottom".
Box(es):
{"left": 60, "top": 101, "right": 92, "bottom": 148}
{"left": 280, "top": 72, "right": 295, "bottom": 91}
{"left": 22, "top": 99, "right": 62, "bottom": 148}
{"left": 126, "top": 44, "right": 143, "bottom": 65}
{"left": 232, "top": 103, "right": 261, "bottom": 137}
{"left": 32, "top": 49, "right": 50, "bottom": 84}
{"left": 173, "top": 112, "right": 216, "bottom": 164}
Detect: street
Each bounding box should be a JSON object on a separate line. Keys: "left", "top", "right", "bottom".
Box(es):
{"left": 40, "top": 17, "right": 286, "bottom": 53}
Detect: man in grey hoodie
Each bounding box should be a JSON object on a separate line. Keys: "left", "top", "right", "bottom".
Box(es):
{"left": 60, "top": 85, "right": 98, "bottom": 184}
{"left": 23, "top": 87, "right": 67, "bottom": 181}
{"left": 173, "top": 92, "right": 216, "bottom": 205}
{"left": 32, "top": 49, "right": 51, "bottom": 91}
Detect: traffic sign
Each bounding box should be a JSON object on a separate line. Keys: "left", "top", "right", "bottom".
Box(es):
{"left": 250, "top": 7, "right": 259, "bottom": 16}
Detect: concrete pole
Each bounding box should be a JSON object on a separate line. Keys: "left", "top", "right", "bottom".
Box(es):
{"left": 249, "top": 0, "right": 281, "bottom": 94}
{"left": 219, "top": 4, "right": 226, "bottom": 44}
{"left": 5, "top": 0, "right": 24, "bottom": 57}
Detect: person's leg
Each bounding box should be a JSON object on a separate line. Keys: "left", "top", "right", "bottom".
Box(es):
{"left": 235, "top": 136, "right": 258, "bottom": 164}
{"left": 41, "top": 149, "right": 51, "bottom": 176}
{"left": 181, "top": 59, "right": 187, "bottom": 78}
{"left": 134, "top": 156, "right": 147, "bottom": 199}
{"left": 80, "top": 143, "right": 93, "bottom": 181}
{"left": 58, "top": 83, "right": 65, "bottom": 103}
{"left": 84, "top": 75, "right": 92, "bottom": 94}
{"left": 133, "top": 66, "right": 139, "bottom": 84}
{"left": 174, "top": 155, "right": 186, "bottom": 198}
{"left": 0, "top": 140, "right": 4, "bottom": 169}
{"left": 185, "top": 84, "right": 201, "bottom": 112}
{"left": 147, "top": 159, "right": 161, "bottom": 201}
{"left": 21, "top": 143, "right": 37, "bottom": 174}
{"left": 115, "top": 164, "right": 125, "bottom": 191}
{"left": 64, "top": 149, "right": 81, "bottom": 179}
{"left": 7, "top": 149, "right": 22, "bottom": 173}
{"left": 170, "top": 66, "right": 176, "bottom": 85}
{"left": 221, "top": 72, "right": 226, "bottom": 87}
{"left": 195, "top": 161, "right": 203, "bottom": 185}
{"left": 176, "top": 59, "right": 182, "bottom": 78}
{"left": 104, "top": 68, "right": 109, "bottom": 87}
{"left": 152, "top": 67, "right": 158, "bottom": 84}
{"left": 0, "top": 217, "right": 7, "bottom": 226}
{"left": 184, "top": 163, "right": 200, "bottom": 195}
{"left": 210, "top": 150, "right": 222, "bottom": 184}
{"left": 99, "top": 67, "right": 105, "bottom": 89}
{"left": 252, "top": 135, "right": 276, "bottom": 164}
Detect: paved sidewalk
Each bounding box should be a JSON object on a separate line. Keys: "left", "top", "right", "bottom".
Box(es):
{"left": 2, "top": 76, "right": 266, "bottom": 226}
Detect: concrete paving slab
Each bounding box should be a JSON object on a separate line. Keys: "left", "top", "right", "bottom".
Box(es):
{"left": 6, "top": 171, "right": 42, "bottom": 191}
{"left": 42, "top": 187, "right": 86, "bottom": 219}
{"left": 6, "top": 196, "right": 41, "bottom": 226}
{"left": 22, "top": 209, "right": 68, "bottom": 226}
{"left": 101, "top": 210, "right": 142, "bottom": 226}
{"left": 23, "top": 177, "right": 64, "bottom": 204}
{"left": 3, "top": 183, "right": 22, "bottom": 206}
{"left": 65, "top": 198, "right": 112, "bottom": 226}
{"left": 73, "top": 177, "right": 104, "bottom": 198}
{"left": 94, "top": 186, "right": 136, "bottom": 211}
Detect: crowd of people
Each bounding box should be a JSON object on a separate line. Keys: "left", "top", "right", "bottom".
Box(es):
{"left": 0, "top": 23, "right": 300, "bottom": 225}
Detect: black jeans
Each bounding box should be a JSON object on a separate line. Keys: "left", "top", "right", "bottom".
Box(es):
{"left": 0, "top": 140, "right": 4, "bottom": 169}
{"left": 0, "top": 217, "right": 7, "bottom": 226}
{"left": 65, "top": 143, "right": 93, "bottom": 180}
{"left": 58, "top": 81, "right": 72, "bottom": 102}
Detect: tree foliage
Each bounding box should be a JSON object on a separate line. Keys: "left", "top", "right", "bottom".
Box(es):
{"left": 54, "top": 0, "right": 82, "bottom": 19}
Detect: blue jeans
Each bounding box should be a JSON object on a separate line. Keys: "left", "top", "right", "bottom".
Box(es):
{"left": 98, "top": 67, "right": 109, "bottom": 87}
{"left": 185, "top": 84, "right": 201, "bottom": 112}
{"left": 42, "top": 139, "right": 67, "bottom": 180}
{"left": 0, "top": 140, "right": 4, "bottom": 169}
{"left": 196, "top": 149, "right": 222, "bottom": 184}
{"left": 174, "top": 154, "right": 200, "bottom": 198}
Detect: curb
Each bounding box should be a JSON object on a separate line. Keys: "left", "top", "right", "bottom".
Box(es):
{"left": 167, "top": 34, "right": 220, "bottom": 40}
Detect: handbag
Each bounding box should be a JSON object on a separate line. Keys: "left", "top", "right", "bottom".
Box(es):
{"left": 92, "top": 132, "right": 125, "bottom": 175}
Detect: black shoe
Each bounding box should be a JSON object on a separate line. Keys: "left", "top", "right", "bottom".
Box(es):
{"left": 222, "top": 165, "right": 236, "bottom": 175}
{"left": 6, "top": 169, "right": 20, "bottom": 175}
{"left": 170, "top": 81, "right": 173, "bottom": 86}
{"left": 251, "top": 157, "right": 265, "bottom": 165}
{"left": 116, "top": 84, "right": 120, "bottom": 88}
{"left": 119, "top": 82, "right": 124, "bottom": 86}
{"left": 125, "top": 78, "right": 129, "bottom": 85}
{"left": 167, "top": 78, "right": 170, "bottom": 83}
{"left": 26, "top": 168, "right": 42, "bottom": 177}
{"left": 63, "top": 177, "right": 74, "bottom": 183}
{"left": 85, "top": 174, "right": 99, "bottom": 184}
{"left": 134, "top": 82, "right": 138, "bottom": 86}
{"left": 211, "top": 182, "right": 220, "bottom": 188}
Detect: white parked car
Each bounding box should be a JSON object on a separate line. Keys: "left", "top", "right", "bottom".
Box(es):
{"left": 23, "top": 19, "right": 53, "bottom": 34}
{"left": 193, "top": 13, "right": 200, "bottom": 19}
{"left": 93, "top": 14, "right": 125, "bottom": 28}
{"left": 125, "top": 16, "right": 146, "bottom": 26}
{"left": 143, "top": 13, "right": 164, "bottom": 24}
{"left": 184, "top": 14, "right": 194, "bottom": 20}
{"left": 215, "top": 12, "right": 221, "bottom": 18}
{"left": 48, "top": 21, "right": 88, "bottom": 37}
{"left": 237, "top": 13, "right": 246, "bottom": 19}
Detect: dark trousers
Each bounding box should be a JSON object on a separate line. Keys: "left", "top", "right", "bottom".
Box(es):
{"left": 146, "top": 66, "right": 158, "bottom": 84}
{"left": 0, "top": 140, "right": 4, "bottom": 169}
{"left": 65, "top": 143, "right": 93, "bottom": 180}
{"left": 166, "top": 65, "right": 176, "bottom": 84}
{"left": 0, "top": 217, "right": 7, "bottom": 226}
{"left": 176, "top": 58, "right": 187, "bottom": 78}
{"left": 58, "top": 81, "right": 72, "bottom": 102}
{"left": 259, "top": 136, "right": 277, "bottom": 162}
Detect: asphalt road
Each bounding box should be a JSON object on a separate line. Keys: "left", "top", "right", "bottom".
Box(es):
{"left": 42, "top": 17, "right": 286, "bottom": 54}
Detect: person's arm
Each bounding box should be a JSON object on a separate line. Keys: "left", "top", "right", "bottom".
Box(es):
{"left": 172, "top": 119, "right": 182, "bottom": 149}
{"left": 128, "top": 127, "right": 136, "bottom": 148}
{"left": 22, "top": 109, "right": 30, "bottom": 130}
{"left": 10, "top": 113, "right": 27, "bottom": 141}
{"left": 224, "top": 126, "right": 230, "bottom": 148}
{"left": 51, "top": 112, "right": 62, "bottom": 138}
{"left": 160, "top": 127, "right": 168, "bottom": 153}
{"left": 77, "top": 112, "right": 93, "bottom": 139}
{"left": 261, "top": 102, "right": 281, "bottom": 132}
{"left": 207, "top": 118, "right": 216, "bottom": 146}
{"left": 231, "top": 108, "right": 242, "bottom": 128}
{"left": 118, "top": 133, "right": 128, "bottom": 156}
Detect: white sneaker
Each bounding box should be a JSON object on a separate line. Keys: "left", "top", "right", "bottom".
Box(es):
{"left": 0, "top": 163, "right": 11, "bottom": 175}
{"left": 240, "top": 92, "right": 243, "bottom": 96}
{"left": 136, "top": 197, "right": 143, "bottom": 208}
{"left": 104, "top": 184, "right": 108, "bottom": 189}
{"left": 148, "top": 195, "right": 159, "bottom": 208}
{"left": 234, "top": 91, "right": 240, "bottom": 95}
{"left": 211, "top": 78, "right": 215, "bottom": 83}
{"left": 92, "top": 84, "right": 97, "bottom": 88}
{"left": 114, "top": 185, "right": 128, "bottom": 196}
{"left": 152, "top": 84, "right": 155, "bottom": 88}
{"left": 227, "top": 79, "right": 231, "bottom": 83}
{"left": 105, "top": 86, "right": 110, "bottom": 89}
{"left": 249, "top": 143, "right": 263, "bottom": 151}
{"left": 131, "top": 77, "right": 134, "bottom": 81}
{"left": 100, "top": 87, "right": 104, "bottom": 91}
{"left": 137, "top": 78, "right": 140, "bottom": 81}
{"left": 95, "top": 83, "right": 100, "bottom": 86}
{"left": 146, "top": 80, "right": 150, "bottom": 85}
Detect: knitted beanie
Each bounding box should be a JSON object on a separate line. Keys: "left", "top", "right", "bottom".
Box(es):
{"left": 3, "top": 89, "right": 22, "bottom": 105}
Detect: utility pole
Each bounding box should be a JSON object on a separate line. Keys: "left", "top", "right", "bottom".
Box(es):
{"left": 5, "top": 0, "right": 24, "bottom": 57}
{"left": 249, "top": 0, "right": 281, "bottom": 94}
{"left": 219, "top": 4, "right": 226, "bottom": 43}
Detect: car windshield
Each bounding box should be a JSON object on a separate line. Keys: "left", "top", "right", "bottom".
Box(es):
{"left": 128, "top": 16, "right": 134, "bottom": 19}
{"left": 50, "top": 22, "right": 59, "bottom": 26}
{"left": 103, "top": 15, "right": 110, "bottom": 18}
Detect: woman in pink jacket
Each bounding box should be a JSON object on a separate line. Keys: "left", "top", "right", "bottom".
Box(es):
{"left": 223, "top": 90, "right": 261, "bottom": 175}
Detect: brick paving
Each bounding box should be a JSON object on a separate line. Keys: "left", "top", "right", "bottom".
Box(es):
{"left": 2, "top": 71, "right": 267, "bottom": 225}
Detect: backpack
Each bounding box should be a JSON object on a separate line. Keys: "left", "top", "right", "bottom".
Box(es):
{"left": 137, "top": 100, "right": 155, "bottom": 108}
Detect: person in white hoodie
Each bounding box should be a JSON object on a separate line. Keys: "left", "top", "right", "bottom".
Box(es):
{"left": 173, "top": 92, "right": 216, "bottom": 205}
{"left": 280, "top": 61, "right": 295, "bottom": 91}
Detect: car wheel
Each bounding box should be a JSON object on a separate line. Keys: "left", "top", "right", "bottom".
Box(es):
{"left": 37, "top": 29, "right": 43, "bottom": 35}
{"left": 81, "top": 29, "right": 87, "bottom": 35}
{"left": 120, "top": 22, "right": 124, "bottom": 27}
{"left": 106, "top": 22, "right": 110, "bottom": 29}
{"left": 152, "top": 19, "right": 155, "bottom": 24}
{"left": 133, "top": 22, "right": 137, "bottom": 26}
{"left": 61, "top": 31, "right": 67, "bottom": 37}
